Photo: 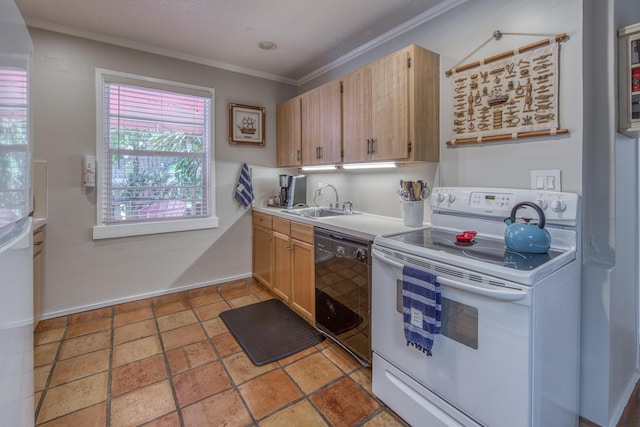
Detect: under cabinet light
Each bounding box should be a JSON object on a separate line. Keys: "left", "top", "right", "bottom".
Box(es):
{"left": 301, "top": 165, "right": 338, "bottom": 171}
{"left": 342, "top": 162, "right": 397, "bottom": 170}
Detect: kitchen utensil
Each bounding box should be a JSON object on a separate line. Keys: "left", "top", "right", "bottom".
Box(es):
{"left": 503, "top": 202, "right": 551, "bottom": 253}
{"left": 455, "top": 230, "right": 477, "bottom": 243}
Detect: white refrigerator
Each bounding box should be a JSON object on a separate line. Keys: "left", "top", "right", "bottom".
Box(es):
{"left": 0, "top": 1, "right": 34, "bottom": 426}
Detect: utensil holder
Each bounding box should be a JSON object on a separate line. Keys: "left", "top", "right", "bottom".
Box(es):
{"left": 402, "top": 201, "right": 424, "bottom": 227}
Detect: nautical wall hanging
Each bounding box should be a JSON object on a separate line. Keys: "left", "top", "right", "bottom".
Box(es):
{"left": 446, "top": 31, "right": 569, "bottom": 145}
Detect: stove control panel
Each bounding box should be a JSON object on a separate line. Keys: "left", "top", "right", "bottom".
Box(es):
{"left": 430, "top": 187, "right": 580, "bottom": 226}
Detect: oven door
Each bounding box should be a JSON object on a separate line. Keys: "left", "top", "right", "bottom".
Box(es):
{"left": 371, "top": 246, "right": 532, "bottom": 427}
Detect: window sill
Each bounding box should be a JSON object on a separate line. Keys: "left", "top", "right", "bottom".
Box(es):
{"left": 92, "top": 217, "right": 219, "bottom": 240}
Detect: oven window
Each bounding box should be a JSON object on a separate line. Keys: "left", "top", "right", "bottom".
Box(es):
{"left": 440, "top": 297, "right": 478, "bottom": 349}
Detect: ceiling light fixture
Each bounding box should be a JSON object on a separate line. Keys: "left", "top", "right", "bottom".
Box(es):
{"left": 342, "top": 162, "right": 397, "bottom": 170}
{"left": 300, "top": 165, "right": 337, "bottom": 171}
{"left": 257, "top": 41, "right": 278, "bottom": 50}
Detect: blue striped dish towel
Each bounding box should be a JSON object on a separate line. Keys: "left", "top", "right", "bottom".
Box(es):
{"left": 402, "top": 265, "right": 442, "bottom": 356}
{"left": 235, "top": 163, "right": 254, "bottom": 208}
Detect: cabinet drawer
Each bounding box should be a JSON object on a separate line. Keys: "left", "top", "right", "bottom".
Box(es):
{"left": 252, "top": 212, "right": 272, "bottom": 229}
{"left": 290, "top": 222, "right": 314, "bottom": 244}
{"left": 273, "top": 216, "right": 290, "bottom": 235}
{"left": 33, "top": 228, "right": 45, "bottom": 256}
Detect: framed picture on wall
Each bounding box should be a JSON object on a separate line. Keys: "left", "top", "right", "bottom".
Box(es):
{"left": 229, "top": 103, "right": 265, "bottom": 145}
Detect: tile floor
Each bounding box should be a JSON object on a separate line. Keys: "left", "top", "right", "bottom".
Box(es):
{"left": 34, "top": 279, "right": 408, "bottom": 427}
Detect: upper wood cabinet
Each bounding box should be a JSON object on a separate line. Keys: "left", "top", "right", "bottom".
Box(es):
{"left": 343, "top": 45, "right": 440, "bottom": 163}
{"left": 276, "top": 96, "right": 302, "bottom": 168}
{"left": 300, "top": 80, "right": 342, "bottom": 165}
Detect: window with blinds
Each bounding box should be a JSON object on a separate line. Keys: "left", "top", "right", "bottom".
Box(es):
{"left": 0, "top": 67, "right": 29, "bottom": 225}
{"left": 99, "top": 73, "right": 213, "bottom": 230}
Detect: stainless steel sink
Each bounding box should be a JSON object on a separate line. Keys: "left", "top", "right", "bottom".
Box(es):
{"left": 284, "top": 207, "right": 359, "bottom": 219}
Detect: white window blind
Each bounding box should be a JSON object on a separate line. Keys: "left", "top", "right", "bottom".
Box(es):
{"left": 101, "top": 78, "right": 211, "bottom": 225}
{"left": 0, "top": 67, "right": 29, "bottom": 224}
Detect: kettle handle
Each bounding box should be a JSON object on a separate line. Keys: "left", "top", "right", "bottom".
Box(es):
{"left": 509, "top": 201, "right": 546, "bottom": 229}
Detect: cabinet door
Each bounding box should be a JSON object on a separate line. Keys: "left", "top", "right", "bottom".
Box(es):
{"left": 252, "top": 225, "right": 273, "bottom": 288}
{"left": 371, "top": 48, "right": 410, "bottom": 160}
{"left": 290, "top": 238, "right": 315, "bottom": 322}
{"left": 276, "top": 97, "right": 302, "bottom": 167}
{"left": 272, "top": 231, "right": 291, "bottom": 302}
{"left": 342, "top": 67, "right": 373, "bottom": 163}
{"left": 301, "top": 80, "right": 342, "bottom": 165}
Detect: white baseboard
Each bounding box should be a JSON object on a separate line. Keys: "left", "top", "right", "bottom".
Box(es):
{"left": 39, "top": 272, "right": 253, "bottom": 320}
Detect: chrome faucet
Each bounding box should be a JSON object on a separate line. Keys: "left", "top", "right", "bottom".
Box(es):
{"left": 314, "top": 183, "right": 339, "bottom": 208}
{"left": 342, "top": 200, "right": 353, "bottom": 214}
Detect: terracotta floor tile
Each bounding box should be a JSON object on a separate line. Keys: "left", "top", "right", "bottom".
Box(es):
{"left": 113, "top": 335, "right": 162, "bottom": 368}
{"left": 34, "top": 342, "right": 60, "bottom": 367}
{"left": 173, "top": 361, "right": 232, "bottom": 407}
{"left": 36, "top": 372, "right": 108, "bottom": 424}
{"left": 189, "top": 292, "right": 223, "bottom": 307}
{"left": 34, "top": 327, "right": 65, "bottom": 346}
{"left": 114, "top": 307, "right": 154, "bottom": 327}
{"left": 153, "top": 299, "right": 191, "bottom": 317}
{"left": 114, "top": 319, "right": 157, "bottom": 345}
{"left": 111, "top": 354, "right": 168, "bottom": 397}
{"left": 238, "top": 369, "right": 303, "bottom": 420}
{"left": 34, "top": 391, "right": 42, "bottom": 411}
{"left": 49, "top": 349, "right": 110, "bottom": 387}
{"left": 223, "top": 351, "right": 277, "bottom": 385}
{"left": 260, "top": 399, "right": 329, "bottom": 427}
{"left": 65, "top": 317, "right": 111, "bottom": 339}
{"left": 277, "top": 345, "right": 318, "bottom": 367}
{"left": 166, "top": 340, "right": 217, "bottom": 375}
{"left": 322, "top": 343, "right": 362, "bottom": 374}
{"left": 34, "top": 364, "right": 52, "bottom": 392}
{"left": 217, "top": 279, "right": 248, "bottom": 292}
{"left": 220, "top": 286, "right": 252, "bottom": 300}
{"left": 38, "top": 402, "right": 107, "bottom": 427}
{"left": 69, "top": 307, "right": 112, "bottom": 325}
{"left": 193, "top": 300, "right": 230, "bottom": 321}
{"left": 362, "top": 410, "right": 409, "bottom": 427}
{"left": 140, "top": 412, "right": 181, "bottom": 427}
{"left": 181, "top": 388, "right": 252, "bottom": 427}
{"left": 188, "top": 284, "right": 219, "bottom": 298}
{"left": 156, "top": 310, "right": 197, "bottom": 332}
{"left": 227, "top": 294, "right": 261, "bottom": 308}
{"left": 310, "top": 377, "right": 379, "bottom": 427}
{"left": 161, "top": 323, "right": 207, "bottom": 351}
{"left": 201, "top": 317, "right": 228, "bottom": 338}
{"left": 110, "top": 380, "right": 176, "bottom": 427}
{"left": 114, "top": 298, "right": 152, "bottom": 315}
{"left": 152, "top": 292, "right": 187, "bottom": 307}
{"left": 285, "top": 353, "right": 343, "bottom": 394}
{"left": 351, "top": 367, "right": 373, "bottom": 395}
{"left": 35, "top": 316, "right": 68, "bottom": 332}
{"left": 211, "top": 333, "right": 242, "bottom": 358}
{"left": 58, "top": 330, "right": 111, "bottom": 360}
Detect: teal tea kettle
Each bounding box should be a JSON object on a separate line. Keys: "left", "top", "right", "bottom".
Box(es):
{"left": 504, "top": 202, "right": 551, "bottom": 254}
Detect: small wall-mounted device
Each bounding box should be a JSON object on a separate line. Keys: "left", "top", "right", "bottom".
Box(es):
{"left": 83, "top": 155, "right": 95, "bottom": 187}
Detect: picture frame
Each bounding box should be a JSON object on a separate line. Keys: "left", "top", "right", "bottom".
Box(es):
{"left": 229, "top": 103, "right": 266, "bottom": 145}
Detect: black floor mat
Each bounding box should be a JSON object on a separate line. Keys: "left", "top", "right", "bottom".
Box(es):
{"left": 315, "top": 289, "right": 363, "bottom": 336}
{"left": 220, "top": 299, "right": 324, "bottom": 366}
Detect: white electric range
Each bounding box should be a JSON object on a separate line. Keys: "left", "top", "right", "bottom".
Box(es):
{"left": 371, "top": 187, "right": 581, "bottom": 427}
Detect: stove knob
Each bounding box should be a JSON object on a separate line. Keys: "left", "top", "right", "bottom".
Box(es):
{"left": 447, "top": 193, "right": 456, "bottom": 204}
{"left": 435, "top": 192, "right": 445, "bottom": 203}
{"left": 535, "top": 198, "right": 548, "bottom": 210}
{"left": 551, "top": 199, "right": 566, "bottom": 212}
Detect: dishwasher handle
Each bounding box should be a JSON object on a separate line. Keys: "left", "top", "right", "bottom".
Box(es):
{"left": 372, "top": 248, "right": 527, "bottom": 302}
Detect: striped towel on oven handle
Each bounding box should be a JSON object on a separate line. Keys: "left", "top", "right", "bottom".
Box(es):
{"left": 402, "top": 264, "right": 442, "bottom": 356}
{"left": 235, "top": 162, "right": 254, "bottom": 208}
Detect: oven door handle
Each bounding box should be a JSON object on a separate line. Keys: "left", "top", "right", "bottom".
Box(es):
{"left": 373, "top": 248, "right": 528, "bottom": 302}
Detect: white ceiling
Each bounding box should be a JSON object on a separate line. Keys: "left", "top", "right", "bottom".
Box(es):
{"left": 15, "top": 0, "right": 464, "bottom": 85}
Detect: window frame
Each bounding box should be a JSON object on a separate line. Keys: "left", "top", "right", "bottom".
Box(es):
{"left": 93, "top": 68, "right": 217, "bottom": 240}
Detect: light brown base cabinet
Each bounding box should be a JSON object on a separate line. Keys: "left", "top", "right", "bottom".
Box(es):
{"left": 252, "top": 212, "right": 315, "bottom": 323}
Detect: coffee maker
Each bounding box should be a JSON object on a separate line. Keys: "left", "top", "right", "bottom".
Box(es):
{"left": 278, "top": 174, "right": 307, "bottom": 208}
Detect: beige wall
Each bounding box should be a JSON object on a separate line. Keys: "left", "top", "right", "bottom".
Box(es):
{"left": 30, "top": 28, "right": 296, "bottom": 317}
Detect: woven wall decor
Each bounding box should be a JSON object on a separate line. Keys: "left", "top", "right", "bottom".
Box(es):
{"left": 446, "top": 34, "right": 568, "bottom": 145}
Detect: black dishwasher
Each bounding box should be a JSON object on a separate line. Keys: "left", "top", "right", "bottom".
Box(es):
{"left": 314, "top": 228, "right": 371, "bottom": 366}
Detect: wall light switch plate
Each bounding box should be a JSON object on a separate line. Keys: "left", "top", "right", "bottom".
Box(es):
{"left": 530, "top": 170, "right": 561, "bottom": 191}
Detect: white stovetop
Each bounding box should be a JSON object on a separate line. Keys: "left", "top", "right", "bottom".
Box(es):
{"left": 252, "top": 206, "right": 422, "bottom": 242}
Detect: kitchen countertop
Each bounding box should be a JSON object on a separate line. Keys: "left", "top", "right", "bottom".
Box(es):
{"left": 253, "top": 206, "right": 425, "bottom": 242}
{"left": 33, "top": 217, "right": 47, "bottom": 231}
